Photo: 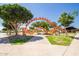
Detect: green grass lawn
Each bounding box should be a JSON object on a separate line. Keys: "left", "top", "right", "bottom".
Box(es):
{"left": 46, "top": 35, "right": 73, "bottom": 46}
{"left": 9, "top": 36, "right": 33, "bottom": 45}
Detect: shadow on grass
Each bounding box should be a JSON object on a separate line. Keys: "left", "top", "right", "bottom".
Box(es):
{"left": 0, "top": 35, "right": 43, "bottom": 44}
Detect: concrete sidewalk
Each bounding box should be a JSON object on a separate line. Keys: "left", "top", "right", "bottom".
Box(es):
{"left": 64, "top": 33, "right": 79, "bottom": 56}
{"left": 1, "top": 33, "right": 79, "bottom": 56}
{"left": 0, "top": 34, "right": 68, "bottom": 56}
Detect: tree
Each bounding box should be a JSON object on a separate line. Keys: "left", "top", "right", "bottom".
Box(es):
{"left": 30, "top": 21, "right": 51, "bottom": 30}
{"left": 0, "top": 4, "right": 33, "bottom": 35}
{"left": 2, "top": 22, "right": 14, "bottom": 35}
{"left": 58, "top": 11, "right": 78, "bottom": 34}
{"left": 58, "top": 11, "right": 78, "bottom": 27}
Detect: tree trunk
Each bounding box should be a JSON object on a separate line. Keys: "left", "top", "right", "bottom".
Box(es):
{"left": 9, "top": 30, "right": 11, "bottom": 35}
{"left": 6, "top": 28, "right": 9, "bottom": 35}
{"left": 9, "top": 22, "right": 18, "bottom": 36}
{"left": 64, "top": 27, "right": 68, "bottom": 36}
{"left": 15, "top": 28, "right": 18, "bottom": 36}
{"left": 13, "top": 23, "right": 18, "bottom": 36}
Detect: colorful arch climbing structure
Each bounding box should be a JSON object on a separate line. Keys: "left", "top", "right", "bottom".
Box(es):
{"left": 22, "top": 17, "right": 66, "bottom": 35}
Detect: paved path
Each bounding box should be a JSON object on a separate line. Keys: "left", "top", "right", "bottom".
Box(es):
{"left": 64, "top": 33, "right": 79, "bottom": 56}
{"left": 1, "top": 33, "right": 79, "bottom": 56}
{"left": 0, "top": 33, "right": 68, "bottom": 56}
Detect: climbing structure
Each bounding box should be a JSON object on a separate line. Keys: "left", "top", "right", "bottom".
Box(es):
{"left": 22, "top": 17, "right": 66, "bottom": 35}
{"left": 46, "top": 26, "right": 66, "bottom": 35}
{"left": 22, "top": 27, "right": 35, "bottom": 35}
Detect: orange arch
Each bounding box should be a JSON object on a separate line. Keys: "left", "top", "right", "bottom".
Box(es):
{"left": 26, "top": 17, "right": 57, "bottom": 28}
{"left": 22, "top": 17, "right": 66, "bottom": 35}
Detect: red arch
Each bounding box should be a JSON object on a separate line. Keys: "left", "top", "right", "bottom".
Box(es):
{"left": 22, "top": 17, "right": 66, "bottom": 35}
{"left": 26, "top": 17, "right": 57, "bottom": 28}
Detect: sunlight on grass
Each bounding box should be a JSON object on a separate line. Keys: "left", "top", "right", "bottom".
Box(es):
{"left": 47, "top": 35, "right": 72, "bottom": 46}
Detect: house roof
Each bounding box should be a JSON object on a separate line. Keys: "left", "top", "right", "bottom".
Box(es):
{"left": 66, "top": 26, "right": 77, "bottom": 30}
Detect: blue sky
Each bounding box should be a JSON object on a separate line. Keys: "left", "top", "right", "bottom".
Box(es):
{"left": 0, "top": 3, "right": 79, "bottom": 30}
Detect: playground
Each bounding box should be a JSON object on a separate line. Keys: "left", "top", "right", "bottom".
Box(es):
{"left": 0, "top": 17, "right": 77, "bottom": 55}
{"left": 21, "top": 17, "right": 66, "bottom": 36}
{"left": 0, "top": 3, "right": 79, "bottom": 56}
{"left": 0, "top": 17, "right": 75, "bottom": 46}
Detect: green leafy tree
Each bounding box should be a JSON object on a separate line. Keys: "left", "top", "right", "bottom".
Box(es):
{"left": 58, "top": 11, "right": 78, "bottom": 35}
{"left": 58, "top": 11, "right": 78, "bottom": 27}
{"left": 2, "top": 22, "right": 14, "bottom": 35}
{"left": 30, "top": 21, "right": 51, "bottom": 30}
{"left": 0, "top": 4, "right": 33, "bottom": 35}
